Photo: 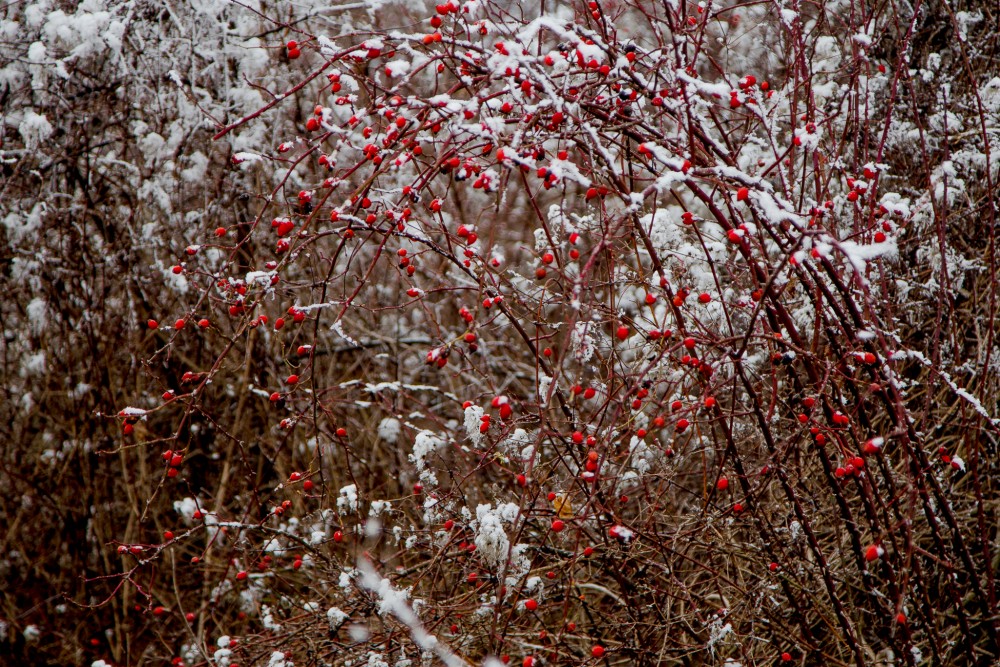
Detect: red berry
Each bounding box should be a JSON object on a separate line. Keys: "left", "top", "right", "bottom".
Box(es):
{"left": 616, "top": 325, "right": 629, "bottom": 340}
{"left": 716, "top": 476, "right": 729, "bottom": 491}
{"left": 592, "top": 645, "right": 605, "bottom": 658}
{"left": 863, "top": 438, "right": 883, "bottom": 454}
{"left": 551, "top": 519, "right": 565, "bottom": 532}
{"left": 524, "top": 598, "right": 538, "bottom": 611}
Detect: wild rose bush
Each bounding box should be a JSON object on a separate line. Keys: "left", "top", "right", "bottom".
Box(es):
{"left": 2, "top": 0, "right": 999, "bottom": 665}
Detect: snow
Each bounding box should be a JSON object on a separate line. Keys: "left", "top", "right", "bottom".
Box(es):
{"left": 571, "top": 322, "right": 596, "bottom": 362}
{"left": 537, "top": 374, "right": 552, "bottom": 406}
{"left": 17, "top": 110, "right": 53, "bottom": 148}
{"left": 174, "top": 497, "right": 200, "bottom": 523}
{"left": 331, "top": 319, "right": 360, "bottom": 347}
{"left": 954, "top": 11, "right": 982, "bottom": 42}
{"left": 328, "top": 606, "right": 348, "bottom": 630}
{"left": 261, "top": 604, "right": 281, "bottom": 632}
{"left": 411, "top": 431, "right": 446, "bottom": 472}
{"left": 267, "top": 651, "right": 292, "bottom": 667}
{"left": 370, "top": 500, "right": 391, "bottom": 517}
{"left": 27, "top": 41, "right": 46, "bottom": 61}
{"left": 706, "top": 618, "right": 732, "bottom": 653}
{"left": 181, "top": 151, "right": 209, "bottom": 182}
{"left": 893, "top": 349, "right": 999, "bottom": 425}
{"left": 356, "top": 561, "right": 471, "bottom": 667}
{"left": 385, "top": 60, "right": 411, "bottom": 77}
{"left": 378, "top": 417, "right": 402, "bottom": 443}
{"left": 338, "top": 484, "right": 359, "bottom": 513}
{"left": 609, "top": 525, "right": 634, "bottom": 541}
{"left": 231, "top": 151, "right": 263, "bottom": 165}
{"left": 474, "top": 504, "right": 513, "bottom": 568}
{"left": 789, "top": 521, "right": 802, "bottom": 542}
{"left": 836, "top": 238, "right": 898, "bottom": 279}
{"left": 463, "top": 405, "right": 485, "bottom": 446}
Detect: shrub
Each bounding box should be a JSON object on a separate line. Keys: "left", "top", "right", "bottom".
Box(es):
{"left": 2, "top": 0, "right": 999, "bottom": 665}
